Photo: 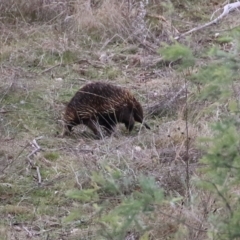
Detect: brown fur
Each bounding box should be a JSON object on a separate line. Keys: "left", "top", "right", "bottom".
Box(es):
{"left": 63, "top": 82, "right": 150, "bottom": 138}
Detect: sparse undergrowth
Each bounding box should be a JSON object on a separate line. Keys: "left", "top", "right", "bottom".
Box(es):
{"left": 1, "top": 0, "right": 240, "bottom": 239}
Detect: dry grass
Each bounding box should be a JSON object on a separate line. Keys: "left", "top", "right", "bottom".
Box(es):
{"left": 1, "top": 0, "right": 240, "bottom": 239}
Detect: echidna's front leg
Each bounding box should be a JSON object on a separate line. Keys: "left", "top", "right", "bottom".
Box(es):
{"left": 119, "top": 110, "right": 135, "bottom": 132}
{"left": 83, "top": 119, "right": 102, "bottom": 139}
{"left": 124, "top": 115, "right": 135, "bottom": 132}
{"left": 60, "top": 122, "right": 74, "bottom": 137}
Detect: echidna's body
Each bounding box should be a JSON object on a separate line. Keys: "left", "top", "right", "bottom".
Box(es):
{"left": 63, "top": 82, "right": 150, "bottom": 138}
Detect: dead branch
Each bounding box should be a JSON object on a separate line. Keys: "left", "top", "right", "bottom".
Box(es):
{"left": 147, "top": 14, "right": 180, "bottom": 34}
{"left": 147, "top": 83, "right": 187, "bottom": 116}
{"left": 175, "top": 2, "right": 240, "bottom": 40}
{"left": 27, "top": 138, "right": 42, "bottom": 166}
{"left": 133, "top": 35, "right": 158, "bottom": 53}
{"left": 36, "top": 167, "right": 42, "bottom": 184}
{"left": 0, "top": 110, "right": 13, "bottom": 113}
{"left": 40, "top": 63, "right": 61, "bottom": 74}
{"left": 23, "top": 226, "right": 34, "bottom": 238}
{"left": 0, "top": 82, "right": 13, "bottom": 103}
{"left": 166, "top": 84, "right": 188, "bottom": 107}
{"left": 26, "top": 137, "right": 43, "bottom": 185}
{"left": 100, "top": 34, "right": 127, "bottom": 51}
{"left": 27, "top": 148, "right": 39, "bottom": 166}
{"left": 70, "top": 163, "right": 82, "bottom": 189}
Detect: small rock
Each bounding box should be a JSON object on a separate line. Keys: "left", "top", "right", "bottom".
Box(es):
{"left": 134, "top": 146, "right": 142, "bottom": 152}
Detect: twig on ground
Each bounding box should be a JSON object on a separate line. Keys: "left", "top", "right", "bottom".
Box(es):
{"left": 147, "top": 83, "right": 188, "bottom": 116}
{"left": 71, "top": 78, "right": 87, "bottom": 82}
{"left": 147, "top": 14, "right": 180, "bottom": 34}
{"left": 70, "top": 164, "right": 82, "bottom": 189}
{"left": 27, "top": 145, "right": 41, "bottom": 166}
{"left": 184, "top": 79, "right": 190, "bottom": 201}
{"left": 23, "top": 226, "right": 33, "bottom": 238}
{"left": 100, "top": 34, "right": 127, "bottom": 51}
{"left": 36, "top": 166, "right": 42, "bottom": 184}
{"left": 40, "top": 63, "right": 61, "bottom": 74}
{"left": 133, "top": 35, "right": 158, "bottom": 53}
{"left": 175, "top": 1, "right": 240, "bottom": 40}
{"left": 166, "top": 83, "right": 188, "bottom": 108}
{"left": 0, "top": 110, "right": 13, "bottom": 113}
{"left": 26, "top": 137, "right": 43, "bottom": 185}
{"left": 0, "top": 82, "right": 13, "bottom": 103}
{"left": 158, "top": 209, "right": 207, "bottom": 232}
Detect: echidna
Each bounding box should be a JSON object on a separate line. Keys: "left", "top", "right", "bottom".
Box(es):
{"left": 62, "top": 82, "right": 150, "bottom": 138}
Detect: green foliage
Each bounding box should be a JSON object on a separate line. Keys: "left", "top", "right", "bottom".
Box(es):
{"left": 62, "top": 50, "right": 78, "bottom": 64}
{"left": 85, "top": 66, "right": 121, "bottom": 80}
{"left": 44, "top": 152, "right": 59, "bottom": 161}
{"left": 0, "top": 224, "right": 8, "bottom": 240}
{"left": 34, "top": 49, "right": 78, "bottom": 66}
{"left": 99, "top": 176, "right": 164, "bottom": 239}
{"left": 196, "top": 31, "right": 240, "bottom": 239}
{"left": 159, "top": 42, "right": 195, "bottom": 69}
{"left": 191, "top": 46, "right": 240, "bottom": 102}
{"left": 30, "top": 189, "right": 52, "bottom": 198}
{"left": 1, "top": 89, "right": 56, "bottom": 136}
{"left": 200, "top": 120, "right": 240, "bottom": 183}
{"left": 63, "top": 210, "right": 84, "bottom": 223}
{"left": 66, "top": 189, "right": 99, "bottom": 203}
{"left": 58, "top": 87, "right": 79, "bottom": 103}
{"left": 200, "top": 122, "right": 240, "bottom": 238}
{"left": 91, "top": 170, "right": 121, "bottom": 195}
{"left": 65, "top": 166, "right": 166, "bottom": 239}
{"left": 216, "top": 36, "right": 233, "bottom": 44}
{"left": 103, "top": 66, "right": 121, "bottom": 80}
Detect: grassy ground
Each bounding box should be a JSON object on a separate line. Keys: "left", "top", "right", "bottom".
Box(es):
{"left": 1, "top": 0, "right": 240, "bottom": 239}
